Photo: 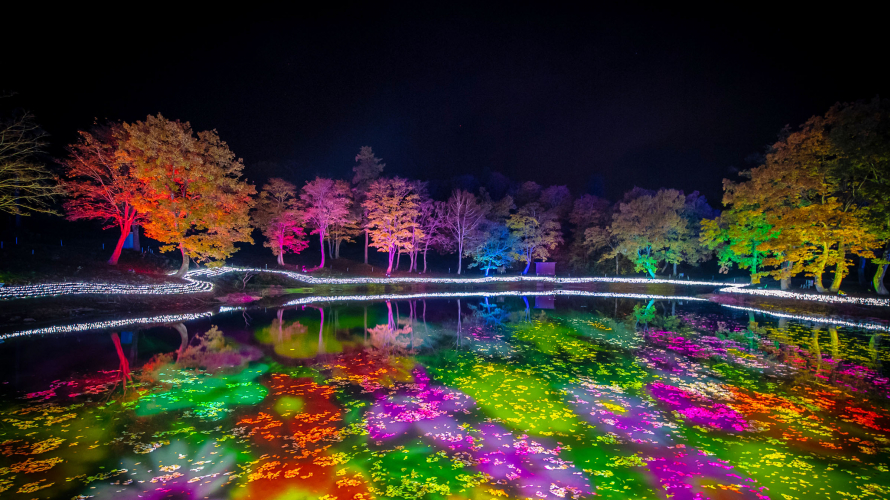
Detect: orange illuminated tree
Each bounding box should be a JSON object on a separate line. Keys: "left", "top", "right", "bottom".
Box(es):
{"left": 363, "top": 177, "right": 422, "bottom": 275}
{"left": 60, "top": 123, "right": 146, "bottom": 265}
{"left": 121, "top": 114, "right": 255, "bottom": 277}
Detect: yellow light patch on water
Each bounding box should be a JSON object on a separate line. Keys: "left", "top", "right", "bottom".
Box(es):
{"left": 273, "top": 396, "right": 305, "bottom": 417}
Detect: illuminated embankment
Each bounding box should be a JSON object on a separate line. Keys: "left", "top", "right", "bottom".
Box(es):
{"left": 0, "top": 266, "right": 738, "bottom": 301}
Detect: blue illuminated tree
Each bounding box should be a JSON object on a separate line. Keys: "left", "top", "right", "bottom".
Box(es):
{"left": 468, "top": 223, "right": 516, "bottom": 276}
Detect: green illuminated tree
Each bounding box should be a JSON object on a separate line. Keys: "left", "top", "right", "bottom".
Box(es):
{"left": 608, "top": 188, "right": 685, "bottom": 278}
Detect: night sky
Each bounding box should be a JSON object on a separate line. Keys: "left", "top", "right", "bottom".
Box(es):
{"left": 4, "top": 5, "right": 887, "bottom": 204}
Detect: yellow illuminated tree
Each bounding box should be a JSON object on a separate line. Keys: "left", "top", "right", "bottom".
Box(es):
{"left": 0, "top": 111, "right": 58, "bottom": 215}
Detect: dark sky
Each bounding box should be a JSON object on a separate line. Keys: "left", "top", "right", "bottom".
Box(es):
{"left": 4, "top": 4, "right": 887, "bottom": 204}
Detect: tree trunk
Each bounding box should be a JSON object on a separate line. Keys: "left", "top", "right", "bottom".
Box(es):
{"left": 423, "top": 247, "right": 429, "bottom": 274}
{"left": 317, "top": 307, "right": 324, "bottom": 355}
{"left": 829, "top": 240, "right": 845, "bottom": 293}
{"left": 175, "top": 243, "right": 190, "bottom": 278}
{"left": 829, "top": 327, "right": 839, "bottom": 361}
{"left": 672, "top": 262, "right": 677, "bottom": 277}
{"left": 780, "top": 261, "right": 791, "bottom": 290}
{"left": 615, "top": 255, "right": 619, "bottom": 275}
{"left": 814, "top": 245, "right": 829, "bottom": 293}
{"left": 364, "top": 230, "right": 369, "bottom": 264}
{"left": 131, "top": 224, "right": 140, "bottom": 252}
{"left": 277, "top": 250, "right": 284, "bottom": 266}
{"left": 336, "top": 239, "right": 341, "bottom": 259}
{"left": 108, "top": 219, "right": 133, "bottom": 265}
{"left": 386, "top": 246, "right": 395, "bottom": 274}
{"left": 318, "top": 230, "right": 326, "bottom": 269}
{"left": 523, "top": 258, "right": 531, "bottom": 275}
{"left": 396, "top": 249, "right": 401, "bottom": 271}
{"left": 874, "top": 245, "right": 890, "bottom": 295}
{"left": 457, "top": 241, "right": 463, "bottom": 274}
{"left": 858, "top": 255, "right": 867, "bottom": 286}
{"left": 875, "top": 263, "right": 889, "bottom": 295}
{"left": 173, "top": 322, "right": 188, "bottom": 362}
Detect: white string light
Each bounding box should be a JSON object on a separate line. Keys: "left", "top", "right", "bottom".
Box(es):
{"left": 718, "top": 285, "right": 890, "bottom": 307}
{"left": 0, "top": 266, "right": 742, "bottom": 301}
{"left": 720, "top": 304, "right": 890, "bottom": 332}
{"left": 1, "top": 266, "right": 884, "bottom": 311}
{"left": 282, "top": 289, "right": 710, "bottom": 307}
{"left": 0, "top": 312, "right": 213, "bottom": 341}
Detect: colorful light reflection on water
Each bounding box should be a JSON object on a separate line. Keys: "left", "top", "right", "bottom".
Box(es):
{"left": 1, "top": 296, "right": 889, "bottom": 500}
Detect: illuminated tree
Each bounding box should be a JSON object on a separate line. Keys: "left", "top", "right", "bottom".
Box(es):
{"left": 0, "top": 110, "right": 58, "bottom": 216}
{"left": 608, "top": 189, "right": 685, "bottom": 278}
{"left": 539, "top": 185, "right": 574, "bottom": 221}
{"left": 363, "top": 177, "right": 422, "bottom": 275}
{"left": 60, "top": 123, "right": 147, "bottom": 265}
{"left": 252, "top": 178, "right": 308, "bottom": 265}
{"left": 351, "top": 146, "right": 385, "bottom": 264}
{"left": 122, "top": 114, "right": 255, "bottom": 277}
{"left": 415, "top": 199, "right": 446, "bottom": 273}
{"left": 404, "top": 181, "right": 431, "bottom": 272}
{"left": 300, "top": 177, "right": 353, "bottom": 270}
{"left": 825, "top": 98, "right": 890, "bottom": 294}
{"left": 662, "top": 191, "right": 716, "bottom": 276}
{"left": 715, "top": 104, "right": 880, "bottom": 292}
{"left": 326, "top": 209, "right": 361, "bottom": 260}
{"left": 468, "top": 222, "right": 516, "bottom": 276}
{"left": 568, "top": 194, "right": 611, "bottom": 273}
{"left": 443, "top": 189, "right": 488, "bottom": 274}
{"left": 700, "top": 206, "right": 777, "bottom": 283}
{"left": 506, "top": 202, "right": 562, "bottom": 274}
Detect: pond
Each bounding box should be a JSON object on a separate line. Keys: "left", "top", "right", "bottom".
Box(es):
{"left": 0, "top": 292, "right": 888, "bottom": 500}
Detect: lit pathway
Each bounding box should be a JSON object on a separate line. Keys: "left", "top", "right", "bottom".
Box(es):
{"left": 0, "top": 266, "right": 886, "bottom": 308}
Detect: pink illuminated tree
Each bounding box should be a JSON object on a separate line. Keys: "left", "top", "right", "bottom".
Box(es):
{"left": 300, "top": 177, "right": 353, "bottom": 270}
{"left": 252, "top": 178, "right": 308, "bottom": 265}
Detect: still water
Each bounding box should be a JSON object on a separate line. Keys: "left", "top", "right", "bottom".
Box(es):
{"left": 0, "top": 294, "right": 888, "bottom": 500}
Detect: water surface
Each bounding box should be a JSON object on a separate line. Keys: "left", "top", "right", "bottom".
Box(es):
{"left": 0, "top": 295, "right": 888, "bottom": 500}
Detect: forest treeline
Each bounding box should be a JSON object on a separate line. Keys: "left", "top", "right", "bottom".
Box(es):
{"left": 1, "top": 99, "right": 888, "bottom": 294}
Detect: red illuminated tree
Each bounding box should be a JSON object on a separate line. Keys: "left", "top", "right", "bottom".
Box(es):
{"left": 121, "top": 114, "right": 256, "bottom": 277}
{"left": 300, "top": 177, "right": 353, "bottom": 270}
{"left": 60, "top": 123, "right": 146, "bottom": 265}
{"left": 252, "top": 178, "right": 308, "bottom": 265}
